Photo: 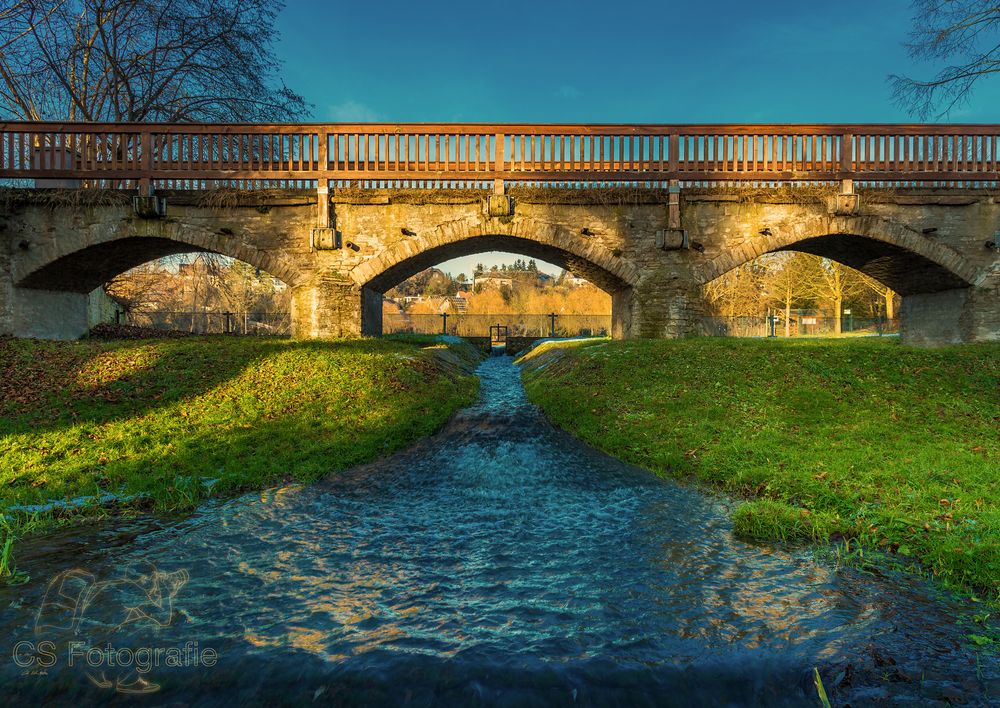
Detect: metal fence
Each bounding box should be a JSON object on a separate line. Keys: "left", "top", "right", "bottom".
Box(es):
{"left": 118, "top": 310, "right": 900, "bottom": 339}
{"left": 700, "top": 316, "right": 900, "bottom": 338}
{"left": 385, "top": 313, "right": 612, "bottom": 338}
{"left": 124, "top": 310, "right": 290, "bottom": 335}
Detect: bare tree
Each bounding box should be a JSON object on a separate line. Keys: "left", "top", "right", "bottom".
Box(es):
{"left": 215, "top": 260, "right": 284, "bottom": 323}
{"left": 890, "top": 1, "right": 1000, "bottom": 118}
{"left": 704, "top": 261, "right": 769, "bottom": 318}
{"left": 0, "top": 0, "right": 307, "bottom": 121}
{"left": 857, "top": 273, "right": 900, "bottom": 320}
{"left": 105, "top": 260, "right": 177, "bottom": 316}
{"left": 763, "top": 252, "right": 817, "bottom": 337}
{"left": 806, "top": 259, "right": 868, "bottom": 335}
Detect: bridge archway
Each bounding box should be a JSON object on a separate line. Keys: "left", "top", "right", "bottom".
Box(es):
{"left": 15, "top": 229, "right": 303, "bottom": 294}
{"left": 700, "top": 215, "right": 977, "bottom": 295}
{"left": 698, "top": 214, "right": 984, "bottom": 344}
{"left": 11, "top": 225, "right": 300, "bottom": 339}
{"left": 348, "top": 218, "right": 640, "bottom": 337}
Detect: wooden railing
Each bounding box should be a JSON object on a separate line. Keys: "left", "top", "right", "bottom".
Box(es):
{"left": 3, "top": 122, "right": 1000, "bottom": 190}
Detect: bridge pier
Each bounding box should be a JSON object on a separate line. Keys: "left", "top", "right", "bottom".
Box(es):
{"left": 290, "top": 279, "right": 383, "bottom": 338}
{"left": 900, "top": 278, "right": 1000, "bottom": 346}
{"left": 617, "top": 273, "right": 705, "bottom": 338}
{"left": 610, "top": 288, "right": 634, "bottom": 339}
{"left": 1, "top": 284, "right": 120, "bottom": 340}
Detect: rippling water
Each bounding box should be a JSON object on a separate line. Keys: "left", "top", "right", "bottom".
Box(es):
{"left": 1, "top": 356, "right": 997, "bottom": 705}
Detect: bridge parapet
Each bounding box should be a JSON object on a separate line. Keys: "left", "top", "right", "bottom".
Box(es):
{"left": 4, "top": 123, "right": 1000, "bottom": 194}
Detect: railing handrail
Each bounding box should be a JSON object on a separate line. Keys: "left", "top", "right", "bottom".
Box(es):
{"left": 5, "top": 121, "right": 1000, "bottom": 134}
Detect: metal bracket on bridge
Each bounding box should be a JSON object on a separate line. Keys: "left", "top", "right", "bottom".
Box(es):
{"left": 132, "top": 195, "right": 167, "bottom": 219}
{"left": 656, "top": 229, "right": 689, "bottom": 251}
{"left": 483, "top": 194, "right": 515, "bottom": 218}
{"left": 310, "top": 227, "right": 342, "bottom": 250}
{"left": 828, "top": 180, "right": 859, "bottom": 216}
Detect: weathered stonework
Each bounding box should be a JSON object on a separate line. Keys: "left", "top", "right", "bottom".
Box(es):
{"left": 1, "top": 188, "right": 997, "bottom": 345}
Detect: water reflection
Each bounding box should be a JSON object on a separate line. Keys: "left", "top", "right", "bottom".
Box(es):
{"left": 0, "top": 356, "right": 996, "bottom": 705}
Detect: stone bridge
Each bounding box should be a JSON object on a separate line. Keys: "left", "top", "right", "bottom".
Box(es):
{"left": 0, "top": 122, "right": 998, "bottom": 345}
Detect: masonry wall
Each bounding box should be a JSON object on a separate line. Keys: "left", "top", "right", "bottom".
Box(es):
{"left": 0, "top": 251, "right": 11, "bottom": 336}
{"left": 1, "top": 188, "right": 996, "bottom": 345}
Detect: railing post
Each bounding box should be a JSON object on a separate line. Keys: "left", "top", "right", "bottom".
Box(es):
{"left": 494, "top": 131, "right": 505, "bottom": 193}
{"left": 139, "top": 129, "right": 152, "bottom": 196}
{"left": 668, "top": 132, "right": 679, "bottom": 176}
{"left": 494, "top": 131, "right": 505, "bottom": 171}
{"left": 838, "top": 131, "right": 854, "bottom": 185}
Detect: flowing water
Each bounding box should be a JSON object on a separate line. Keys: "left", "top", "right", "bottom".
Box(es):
{"left": 1, "top": 356, "right": 997, "bottom": 705}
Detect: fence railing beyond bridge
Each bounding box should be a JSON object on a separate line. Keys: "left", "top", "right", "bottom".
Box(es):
{"left": 114, "top": 311, "right": 902, "bottom": 340}
{"left": 384, "top": 313, "right": 612, "bottom": 338}
{"left": 123, "top": 311, "right": 290, "bottom": 335}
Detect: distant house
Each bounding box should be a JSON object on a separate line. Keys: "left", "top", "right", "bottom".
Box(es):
{"left": 473, "top": 274, "right": 513, "bottom": 290}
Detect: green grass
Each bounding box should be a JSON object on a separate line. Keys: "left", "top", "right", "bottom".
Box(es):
{"left": 514, "top": 336, "right": 611, "bottom": 363}
{"left": 521, "top": 337, "right": 1000, "bottom": 598}
{"left": 0, "top": 335, "right": 479, "bottom": 575}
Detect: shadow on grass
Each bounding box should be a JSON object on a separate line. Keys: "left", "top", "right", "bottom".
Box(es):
{"left": 0, "top": 335, "right": 478, "bottom": 519}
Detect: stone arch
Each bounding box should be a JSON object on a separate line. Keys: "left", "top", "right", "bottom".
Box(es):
{"left": 700, "top": 215, "right": 978, "bottom": 295}
{"left": 348, "top": 217, "right": 639, "bottom": 294}
{"left": 13, "top": 218, "right": 304, "bottom": 292}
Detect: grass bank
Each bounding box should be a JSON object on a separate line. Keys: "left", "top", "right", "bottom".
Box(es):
{"left": 520, "top": 338, "right": 999, "bottom": 599}
{"left": 0, "top": 335, "right": 479, "bottom": 581}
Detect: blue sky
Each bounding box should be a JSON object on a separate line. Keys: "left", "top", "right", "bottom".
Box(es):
{"left": 274, "top": 0, "right": 1000, "bottom": 276}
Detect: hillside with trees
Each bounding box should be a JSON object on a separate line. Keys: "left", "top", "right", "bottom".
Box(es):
{"left": 385, "top": 260, "right": 611, "bottom": 318}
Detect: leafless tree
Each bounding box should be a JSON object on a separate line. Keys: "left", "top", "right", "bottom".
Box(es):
{"left": 763, "top": 252, "right": 816, "bottom": 337}
{"left": 890, "top": 1, "right": 1000, "bottom": 118}
{"left": 0, "top": 0, "right": 307, "bottom": 121}
{"left": 704, "top": 260, "right": 769, "bottom": 319}
{"left": 857, "top": 273, "right": 900, "bottom": 320}
{"left": 806, "top": 259, "right": 868, "bottom": 335}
